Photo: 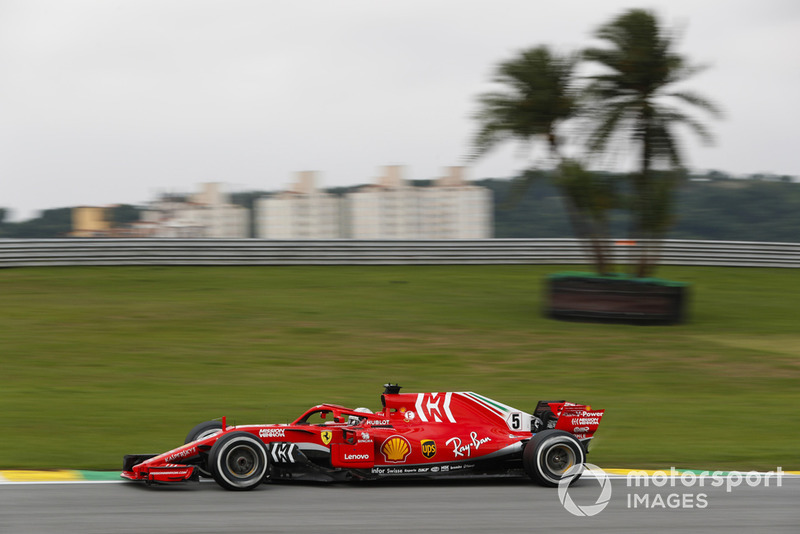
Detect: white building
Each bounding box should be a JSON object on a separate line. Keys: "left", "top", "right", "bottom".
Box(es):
{"left": 347, "top": 166, "right": 492, "bottom": 239}
{"left": 420, "top": 167, "right": 493, "bottom": 239}
{"left": 142, "top": 183, "right": 249, "bottom": 238}
{"left": 255, "top": 171, "right": 342, "bottom": 239}
{"left": 348, "top": 166, "right": 422, "bottom": 239}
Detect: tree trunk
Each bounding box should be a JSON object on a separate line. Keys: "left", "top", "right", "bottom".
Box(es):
{"left": 635, "top": 116, "right": 653, "bottom": 278}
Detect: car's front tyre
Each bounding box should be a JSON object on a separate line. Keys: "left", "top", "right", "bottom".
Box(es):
{"left": 209, "top": 432, "right": 269, "bottom": 491}
{"left": 523, "top": 429, "right": 585, "bottom": 487}
{"left": 184, "top": 421, "right": 224, "bottom": 444}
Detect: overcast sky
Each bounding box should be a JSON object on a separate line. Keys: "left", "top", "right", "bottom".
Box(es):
{"left": 1, "top": 0, "right": 798, "bottom": 221}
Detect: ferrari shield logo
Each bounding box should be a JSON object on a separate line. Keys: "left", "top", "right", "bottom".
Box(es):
{"left": 421, "top": 439, "right": 436, "bottom": 459}
{"left": 321, "top": 430, "right": 332, "bottom": 445}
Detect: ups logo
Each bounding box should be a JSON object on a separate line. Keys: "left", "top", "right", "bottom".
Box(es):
{"left": 420, "top": 439, "right": 436, "bottom": 459}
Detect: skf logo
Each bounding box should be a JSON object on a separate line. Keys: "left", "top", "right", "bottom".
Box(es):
{"left": 321, "top": 430, "right": 332, "bottom": 445}
{"left": 381, "top": 436, "right": 411, "bottom": 463}
{"left": 421, "top": 439, "right": 436, "bottom": 459}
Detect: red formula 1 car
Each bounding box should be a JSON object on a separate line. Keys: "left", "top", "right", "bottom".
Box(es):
{"left": 122, "top": 385, "right": 604, "bottom": 490}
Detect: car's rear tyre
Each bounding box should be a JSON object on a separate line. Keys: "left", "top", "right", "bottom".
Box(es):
{"left": 185, "top": 421, "right": 224, "bottom": 444}
{"left": 523, "top": 429, "right": 585, "bottom": 487}
{"left": 209, "top": 432, "right": 268, "bottom": 491}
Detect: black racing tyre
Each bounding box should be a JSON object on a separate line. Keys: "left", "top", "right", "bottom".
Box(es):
{"left": 208, "top": 432, "right": 269, "bottom": 491}
{"left": 184, "top": 421, "right": 224, "bottom": 444}
{"left": 523, "top": 429, "right": 585, "bottom": 487}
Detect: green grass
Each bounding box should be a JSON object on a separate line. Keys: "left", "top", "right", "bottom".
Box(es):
{"left": 1, "top": 265, "right": 799, "bottom": 471}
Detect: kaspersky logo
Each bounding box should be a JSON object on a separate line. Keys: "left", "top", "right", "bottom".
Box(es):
{"left": 381, "top": 436, "right": 411, "bottom": 463}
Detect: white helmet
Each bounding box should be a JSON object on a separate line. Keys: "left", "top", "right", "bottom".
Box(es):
{"left": 348, "top": 407, "right": 373, "bottom": 425}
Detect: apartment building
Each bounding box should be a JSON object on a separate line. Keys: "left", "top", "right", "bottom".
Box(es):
{"left": 348, "top": 166, "right": 422, "bottom": 239}
{"left": 419, "top": 167, "right": 493, "bottom": 239}
{"left": 70, "top": 206, "right": 111, "bottom": 237}
{"left": 141, "top": 183, "right": 249, "bottom": 238}
{"left": 347, "top": 166, "right": 492, "bottom": 239}
{"left": 255, "top": 171, "right": 342, "bottom": 239}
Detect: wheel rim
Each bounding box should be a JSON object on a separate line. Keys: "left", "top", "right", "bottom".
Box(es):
{"left": 225, "top": 445, "right": 259, "bottom": 479}
{"left": 544, "top": 443, "right": 576, "bottom": 475}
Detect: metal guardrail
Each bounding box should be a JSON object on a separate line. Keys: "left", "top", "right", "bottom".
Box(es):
{"left": 1, "top": 239, "right": 800, "bottom": 268}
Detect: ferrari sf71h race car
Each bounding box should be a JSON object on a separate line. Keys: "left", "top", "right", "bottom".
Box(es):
{"left": 122, "top": 385, "right": 604, "bottom": 490}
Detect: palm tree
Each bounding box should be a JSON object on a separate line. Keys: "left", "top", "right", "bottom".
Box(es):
{"left": 473, "top": 46, "right": 577, "bottom": 159}
{"left": 583, "top": 8, "right": 721, "bottom": 276}
{"left": 472, "top": 46, "right": 616, "bottom": 273}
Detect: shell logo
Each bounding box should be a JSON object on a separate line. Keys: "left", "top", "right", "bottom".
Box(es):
{"left": 380, "top": 436, "right": 411, "bottom": 463}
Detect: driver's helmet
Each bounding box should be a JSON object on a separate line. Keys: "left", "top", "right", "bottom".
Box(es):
{"left": 347, "top": 407, "right": 373, "bottom": 425}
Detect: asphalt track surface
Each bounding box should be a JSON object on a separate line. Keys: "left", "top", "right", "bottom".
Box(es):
{"left": 2, "top": 477, "right": 798, "bottom": 534}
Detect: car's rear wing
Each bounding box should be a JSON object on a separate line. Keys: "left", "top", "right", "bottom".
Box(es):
{"left": 534, "top": 400, "right": 604, "bottom": 439}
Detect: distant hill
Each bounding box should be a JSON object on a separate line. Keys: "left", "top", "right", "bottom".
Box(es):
{"left": 479, "top": 172, "right": 800, "bottom": 242}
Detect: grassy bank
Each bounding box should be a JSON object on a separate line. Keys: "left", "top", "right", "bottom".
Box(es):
{"left": 1, "top": 265, "right": 798, "bottom": 470}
